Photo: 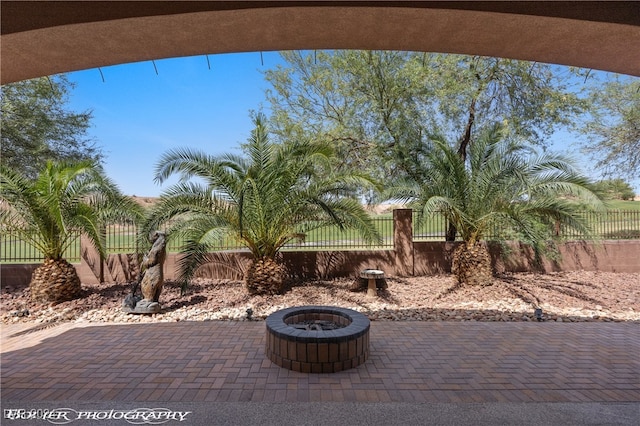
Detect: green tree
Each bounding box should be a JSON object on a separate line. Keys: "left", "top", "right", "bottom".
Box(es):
{"left": 388, "top": 125, "right": 604, "bottom": 286}
{"left": 579, "top": 76, "right": 640, "bottom": 181}
{"left": 144, "top": 113, "right": 381, "bottom": 295}
{"left": 265, "top": 51, "right": 587, "bottom": 186}
{"left": 0, "top": 160, "right": 142, "bottom": 302}
{"left": 265, "top": 51, "right": 429, "bottom": 189}
{"left": 592, "top": 179, "right": 636, "bottom": 201}
{"left": 1, "top": 75, "right": 101, "bottom": 179}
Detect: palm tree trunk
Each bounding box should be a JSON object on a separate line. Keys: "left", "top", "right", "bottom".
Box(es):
{"left": 99, "top": 258, "right": 105, "bottom": 283}
{"left": 30, "top": 258, "right": 83, "bottom": 303}
{"left": 246, "top": 257, "right": 288, "bottom": 295}
{"left": 445, "top": 222, "right": 457, "bottom": 241}
{"left": 451, "top": 242, "right": 493, "bottom": 286}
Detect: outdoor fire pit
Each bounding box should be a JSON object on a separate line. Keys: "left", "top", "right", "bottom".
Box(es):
{"left": 265, "top": 306, "right": 370, "bottom": 373}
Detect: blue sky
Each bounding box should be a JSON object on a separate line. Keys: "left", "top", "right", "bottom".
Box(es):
{"left": 67, "top": 52, "right": 638, "bottom": 196}
{"left": 68, "top": 52, "right": 284, "bottom": 196}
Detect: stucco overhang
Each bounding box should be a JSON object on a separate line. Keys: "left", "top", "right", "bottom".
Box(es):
{"left": 1, "top": 1, "right": 639, "bottom": 84}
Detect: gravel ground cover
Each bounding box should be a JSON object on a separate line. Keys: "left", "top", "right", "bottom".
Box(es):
{"left": 2, "top": 271, "right": 638, "bottom": 325}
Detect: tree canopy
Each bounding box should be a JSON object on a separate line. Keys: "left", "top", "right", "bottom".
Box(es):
{"left": 579, "top": 76, "right": 640, "bottom": 182}
{"left": 1, "top": 75, "right": 102, "bottom": 179}
{"left": 264, "top": 51, "right": 587, "bottom": 190}
{"left": 0, "top": 159, "right": 142, "bottom": 301}
{"left": 592, "top": 179, "right": 636, "bottom": 201}
{"left": 0, "top": 159, "right": 141, "bottom": 262}
{"left": 144, "top": 113, "right": 381, "bottom": 293}
{"left": 387, "top": 124, "right": 604, "bottom": 285}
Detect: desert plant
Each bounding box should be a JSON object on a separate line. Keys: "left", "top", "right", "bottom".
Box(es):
{"left": 389, "top": 124, "right": 604, "bottom": 285}
{"left": 144, "top": 113, "right": 381, "bottom": 294}
{"left": 0, "top": 160, "right": 142, "bottom": 302}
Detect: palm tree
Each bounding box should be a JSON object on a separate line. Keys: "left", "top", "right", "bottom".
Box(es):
{"left": 0, "top": 160, "right": 142, "bottom": 303}
{"left": 144, "top": 113, "right": 381, "bottom": 294}
{"left": 390, "top": 125, "right": 604, "bottom": 286}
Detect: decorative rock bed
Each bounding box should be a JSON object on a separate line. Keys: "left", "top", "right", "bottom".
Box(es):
{"left": 265, "top": 306, "right": 370, "bottom": 373}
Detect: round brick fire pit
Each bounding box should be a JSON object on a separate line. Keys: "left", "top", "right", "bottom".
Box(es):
{"left": 265, "top": 306, "right": 370, "bottom": 373}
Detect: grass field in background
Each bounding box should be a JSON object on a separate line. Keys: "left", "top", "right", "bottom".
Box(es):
{"left": 2, "top": 207, "right": 639, "bottom": 263}
{"left": 606, "top": 200, "right": 640, "bottom": 211}
{"left": 0, "top": 233, "right": 81, "bottom": 264}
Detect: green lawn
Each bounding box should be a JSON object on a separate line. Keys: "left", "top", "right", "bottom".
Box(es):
{"left": 2, "top": 207, "right": 639, "bottom": 262}
{"left": 286, "top": 216, "right": 395, "bottom": 250}
{"left": 0, "top": 233, "right": 81, "bottom": 264}
{"left": 99, "top": 215, "right": 395, "bottom": 254}
{"left": 606, "top": 200, "right": 640, "bottom": 211}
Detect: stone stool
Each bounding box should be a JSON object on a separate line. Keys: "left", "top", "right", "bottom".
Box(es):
{"left": 360, "top": 269, "right": 385, "bottom": 297}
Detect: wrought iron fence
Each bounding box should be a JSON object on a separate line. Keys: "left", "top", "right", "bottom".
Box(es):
{"left": 560, "top": 210, "right": 640, "bottom": 240}
{"left": 412, "top": 210, "right": 449, "bottom": 241}
{"left": 412, "top": 209, "right": 640, "bottom": 241}
{"left": 2, "top": 210, "right": 638, "bottom": 263}
{"left": 280, "top": 216, "right": 395, "bottom": 251}
{"left": 0, "top": 230, "right": 81, "bottom": 263}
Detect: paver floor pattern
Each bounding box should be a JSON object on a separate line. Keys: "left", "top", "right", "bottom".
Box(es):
{"left": 1, "top": 322, "right": 639, "bottom": 403}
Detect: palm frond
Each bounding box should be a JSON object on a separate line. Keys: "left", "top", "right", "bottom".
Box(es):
{"left": 388, "top": 124, "right": 604, "bottom": 254}
{"left": 145, "top": 113, "right": 382, "bottom": 288}
{"left": 1, "top": 160, "right": 138, "bottom": 262}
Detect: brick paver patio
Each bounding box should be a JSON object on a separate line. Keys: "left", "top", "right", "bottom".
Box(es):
{"left": 1, "top": 322, "right": 639, "bottom": 403}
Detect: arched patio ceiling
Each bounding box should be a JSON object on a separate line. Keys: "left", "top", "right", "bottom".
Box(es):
{"left": 1, "top": 1, "right": 639, "bottom": 85}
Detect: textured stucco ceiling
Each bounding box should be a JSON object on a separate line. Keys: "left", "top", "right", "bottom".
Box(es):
{"left": 1, "top": 1, "right": 639, "bottom": 84}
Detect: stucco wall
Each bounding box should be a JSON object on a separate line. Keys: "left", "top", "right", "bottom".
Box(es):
{"left": 3, "top": 210, "right": 638, "bottom": 287}
{"left": 2, "top": 240, "right": 638, "bottom": 288}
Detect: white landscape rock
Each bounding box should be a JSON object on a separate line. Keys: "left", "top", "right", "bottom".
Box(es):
{"left": 2, "top": 271, "right": 639, "bottom": 326}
